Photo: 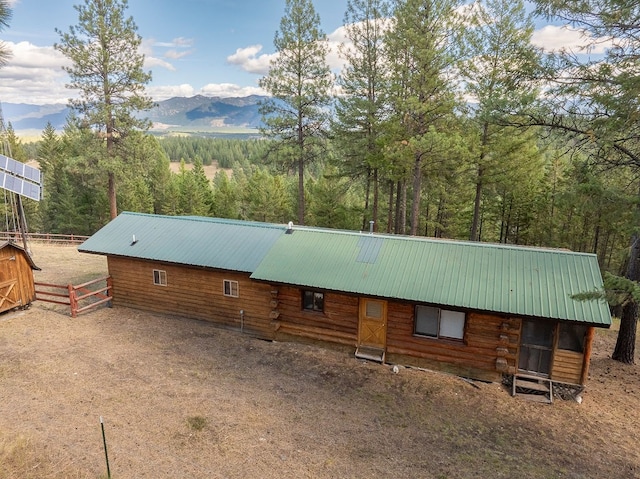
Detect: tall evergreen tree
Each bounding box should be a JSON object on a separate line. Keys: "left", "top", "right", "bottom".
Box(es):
{"left": 259, "top": 0, "right": 332, "bottom": 225}
{"left": 384, "top": 0, "right": 463, "bottom": 235}
{"left": 211, "top": 171, "right": 240, "bottom": 219}
{"left": 530, "top": 0, "right": 640, "bottom": 363}
{"left": 333, "top": 0, "right": 391, "bottom": 231}
{"left": 55, "top": 0, "right": 153, "bottom": 220}
{"left": 462, "top": 0, "right": 545, "bottom": 241}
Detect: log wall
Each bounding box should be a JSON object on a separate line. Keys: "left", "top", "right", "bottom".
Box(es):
{"left": 105, "top": 259, "right": 591, "bottom": 386}
{"left": 107, "top": 257, "right": 274, "bottom": 338}
{"left": 271, "top": 285, "right": 359, "bottom": 345}
{"left": 271, "top": 285, "right": 523, "bottom": 383}
{"left": 386, "top": 308, "right": 521, "bottom": 383}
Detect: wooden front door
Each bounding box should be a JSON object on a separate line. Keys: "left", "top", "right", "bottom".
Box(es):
{"left": 518, "top": 319, "right": 555, "bottom": 377}
{"left": 358, "top": 298, "right": 387, "bottom": 350}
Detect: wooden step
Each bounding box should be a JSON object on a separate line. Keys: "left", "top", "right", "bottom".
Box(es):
{"left": 355, "top": 346, "right": 385, "bottom": 363}
{"left": 515, "top": 378, "right": 550, "bottom": 393}
{"left": 512, "top": 374, "right": 553, "bottom": 404}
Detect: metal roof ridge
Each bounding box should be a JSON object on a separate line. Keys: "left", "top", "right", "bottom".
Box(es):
{"left": 289, "top": 225, "right": 597, "bottom": 257}
{"left": 118, "top": 211, "right": 287, "bottom": 230}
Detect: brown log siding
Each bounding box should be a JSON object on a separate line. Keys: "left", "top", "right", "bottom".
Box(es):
{"left": 386, "top": 307, "right": 521, "bottom": 382}
{"left": 272, "top": 285, "right": 358, "bottom": 345}
{"left": 104, "top": 258, "right": 591, "bottom": 385}
{"left": 107, "top": 257, "right": 274, "bottom": 338}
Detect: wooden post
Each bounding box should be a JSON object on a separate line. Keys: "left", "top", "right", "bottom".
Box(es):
{"left": 68, "top": 284, "right": 78, "bottom": 318}
{"left": 581, "top": 326, "right": 595, "bottom": 384}
{"left": 107, "top": 276, "right": 113, "bottom": 306}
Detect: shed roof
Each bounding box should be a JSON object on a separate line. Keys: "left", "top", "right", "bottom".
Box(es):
{"left": 251, "top": 227, "right": 612, "bottom": 327}
{"left": 78, "top": 212, "right": 285, "bottom": 273}
{"left": 0, "top": 241, "right": 40, "bottom": 270}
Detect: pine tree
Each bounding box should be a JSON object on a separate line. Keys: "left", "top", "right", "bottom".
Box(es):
{"left": 55, "top": 0, "right": 153, "bottom": 220}
{"left": 259, "top": 0, "right": 332, "bottom": 225}
{"left": 333, "top": 0, "right": 391, "bottom": 231}
{"left": 211, "top": 171, "right": 240, "bottom": 219}
{"left": 461, "top": 0, "right": 545, "bottom": 241}
{"left": 529, "top": 0, "right": 640, "bottom": 363}
{"left": 384, "top": 0, "right": 463, "bottom": 235}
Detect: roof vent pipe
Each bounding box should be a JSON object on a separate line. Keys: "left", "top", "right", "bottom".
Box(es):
{"left": 286, "top": 221, "right": 294, "bottom": 234}
{"left": 369, "top": 221, "right": 374, "bottom": 234}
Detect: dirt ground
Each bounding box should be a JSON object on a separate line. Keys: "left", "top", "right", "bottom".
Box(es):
{"left": 0, "top": 243, "right": 639, "bottom": 478}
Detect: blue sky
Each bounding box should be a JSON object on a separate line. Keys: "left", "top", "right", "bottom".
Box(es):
{"left": 0, "top": 0, "right": 593, "bottom": 105}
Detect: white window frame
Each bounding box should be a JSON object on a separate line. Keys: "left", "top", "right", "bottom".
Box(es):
{"left": 223, "top": 279, "right": 239, "bottom": 298}
{"left": 415, "top": 305, "right": 465, "bottom": 340}
{"left": 153, "top": 269, "right": 167, "bottom": 286}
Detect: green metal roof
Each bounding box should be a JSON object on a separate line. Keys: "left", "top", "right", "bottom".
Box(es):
{"left": 80, "top": 213, "right": 611, "bottom": 326}
{"left": 251, "top": 227, "right": 612, "bottom": 327}
{"left": 78, "top": 212, "right": 285, "bottom": 273}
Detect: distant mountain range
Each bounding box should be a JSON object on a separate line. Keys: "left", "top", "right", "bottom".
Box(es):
{"left": 2, "top": 95, "right": 267, "bottom": 136}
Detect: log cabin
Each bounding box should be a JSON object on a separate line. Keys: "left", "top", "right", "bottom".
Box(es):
{"left": 79, "top": 212, "right": 612, "bottom": 400}
{"left": 0, "top": 241, "right": 39, "bottom": 313}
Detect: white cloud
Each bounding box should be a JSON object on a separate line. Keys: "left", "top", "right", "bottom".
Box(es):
{"left": 154, "top": 37, "right": 194, "bottom": 49}
{"left": 226, "top": 44, "right": 274, "bottom": 75}
{"left": 144, "top": 55, "right": 176, "bottom": 71}
{"left": 326, "top": 26, "right": 347, "bottom": 72}
{"left": 228, "top": 24, "right": 349, "bottom": 77}
{"left": 199, "top": 82, "right": 266, "bottom": 98}
{"left": 148, "top": 84, "right": 196, "bottom": 101}
{"left": 141, "top": 38, "right": 177, "bottom": 71}
{"left": 532, "top": 25, "right": 611, "bottom": 55}
{"left": 148, "top": 83, "right": 267, "bottom": 101}
{"left": 165, "top": 49, "right": 193, "bottom": 60}
{"left": 0, "top": 41, "right": 71, "bottom": 103}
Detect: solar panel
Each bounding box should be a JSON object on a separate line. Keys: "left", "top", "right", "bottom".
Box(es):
{"left": 0, "top": 153, "right": 42, "bottom": 201}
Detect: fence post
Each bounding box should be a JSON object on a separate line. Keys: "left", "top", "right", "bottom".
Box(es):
{"left": 107, "top": 276, "right": 113, "bottom": 307}
{"left": 68, "top": 284, "right": 77, "bottom": 318}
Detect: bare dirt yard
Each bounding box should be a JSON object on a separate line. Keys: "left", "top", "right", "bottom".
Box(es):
{"left": 0, "top": 243, "right": 639, "bottom": 478}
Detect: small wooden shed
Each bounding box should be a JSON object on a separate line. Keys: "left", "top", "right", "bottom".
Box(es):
{"left": 0, "top": 241, "right": 39, "bottom": 313}
{"left": 79, "top": 212, "right": 612, "bottom": 398}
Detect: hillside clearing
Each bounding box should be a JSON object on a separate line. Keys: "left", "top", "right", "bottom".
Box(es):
{"left": 0, "top": 243, "right": 638, "bottom": 478}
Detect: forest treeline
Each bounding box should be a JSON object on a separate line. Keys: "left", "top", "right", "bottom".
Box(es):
{"left": 0, "top": 0, "right": 637, "bottom": 283}
{"left": 5, "top": 122, "right": 632, "bottom": 278}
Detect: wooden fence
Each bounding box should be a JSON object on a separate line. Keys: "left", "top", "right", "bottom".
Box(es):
{"left": 0, "top": 232, "right": 90, "bottom": 245}
{"left": 35, "top": 276, "right": 112, "bottom": 317}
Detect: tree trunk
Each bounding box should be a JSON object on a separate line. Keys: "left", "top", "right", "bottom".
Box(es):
{"left": 613, "top": 233, "right": 640, "bottom": 363}
{"left": 410, "top": 153, "right": 422, "bottom": 236}
{"left": 297, "top": 156, "right": 304, "bottom": 225}
{"left": 387, "top": 180, "right": 394, "bottom": 234}
{"left": 394, "top": 180, "right": 401, "bottom": 234}
{"left": 470, "top": 174, "right": 483, "bottom": 241}
{"left": 108, "top": 171, "right": 117, "bottom": 220}
{"left": 398, "top": 179, "right": 407, "bottom": 235}
{"left": 470, "top": 122, "right": 489, "bottom": 241}
{"left": 362, "top": 167, "right": 371, "bottom": 230}
{"left": 372, "top": 168, "right": 379, "bottom": 232}
{"left": 613, "top": 300, "right": 637, "bottom": 363}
